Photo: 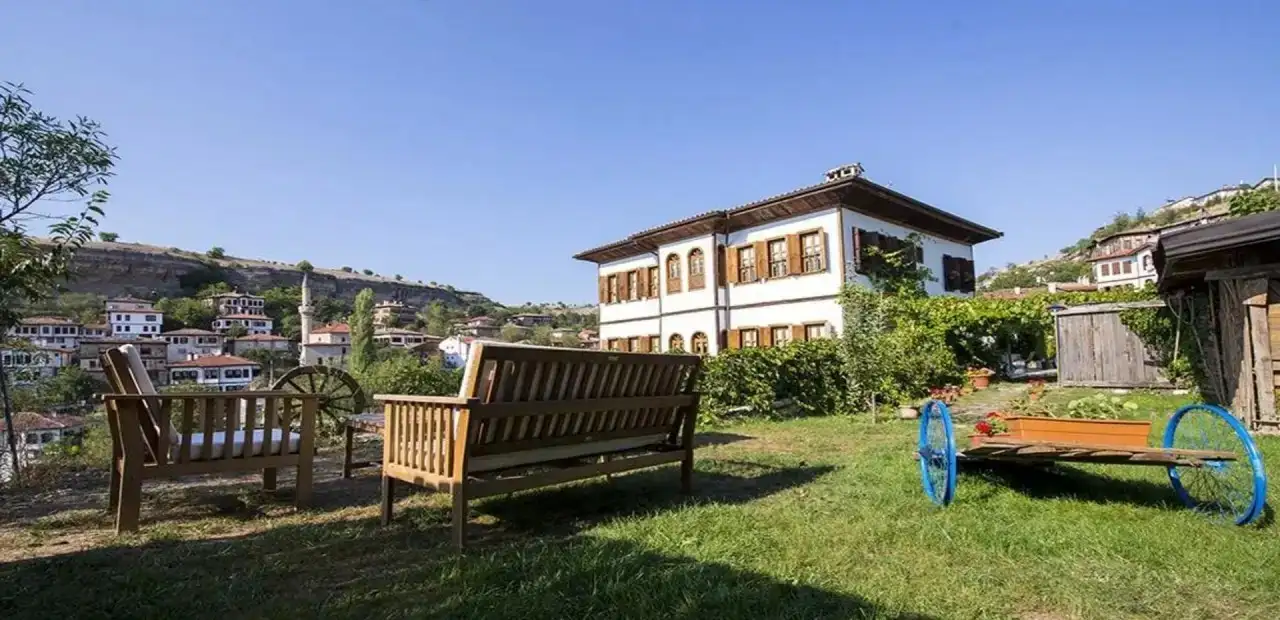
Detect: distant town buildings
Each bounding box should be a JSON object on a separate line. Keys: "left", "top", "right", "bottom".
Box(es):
{"left": 373, "top": 327, "right": 437, "bottom": 349}
{"left": 79, "top": 339, "right": 169, "bottom": 386}
{"left": 455, "top": 316, "right": 501, "bottom": 338}
{"left": 105, "top": 297, "right": 163, "bottom": 339}
{"left": 160, "top": 328, "right": 225, "bottom": 362}
{"left": 212, "top": 313, "right": 274, "bottom": 335}
{"left": 373, "top": 300, "right": 417, "bottom": 327}
{"left": 168, "top": 355, "right": 261, "bottom": 391}
{"left": 508, "top": 313, "right": 553, "bottom": 328}
{"left": 206, "top": 291, "right": 266, "bottom": 315}
{"left": 0, "top": 412, "right": 86, "bottom": 482}
{"left": 301, "top": 322, "right": 350, "bottom": 366}
{"left": 1089, "top": 216, "right": 1224, "bottom": 290}
{"left": 229, "top": 333, "right": 291, "bottom": 355}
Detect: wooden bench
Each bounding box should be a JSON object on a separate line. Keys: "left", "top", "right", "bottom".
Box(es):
{"left": 376, "top": 342, "right": 703, "bottom": 548}
{"left": 101, "top": 345, "right": 323, "bottom": 533}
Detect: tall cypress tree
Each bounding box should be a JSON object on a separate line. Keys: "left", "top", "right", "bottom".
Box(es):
{"left": 349, "top": 288, "right": 376, "bottom": 374}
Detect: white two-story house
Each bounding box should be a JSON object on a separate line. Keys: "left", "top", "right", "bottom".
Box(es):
{"left": 160, "top": 328, "right": 226, "bottom": 362}
{"left": 168, "top": 355, "right": 261, "bottom": 391}
{"left": 1089, "top": 216, "right": 1224, "bottom": 290}
{"left": 212, "top": 314, "right": 274, "bottom": 335}
{"left": 575, "top": 165, "right": 1001, "bottom": 354}
{"left": 106, "top": 298, "right": 163, "bottom": 339}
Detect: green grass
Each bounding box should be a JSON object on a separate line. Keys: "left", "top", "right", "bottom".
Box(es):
{"left": 2, "top": 389, "right": 1279, "bottom": 619}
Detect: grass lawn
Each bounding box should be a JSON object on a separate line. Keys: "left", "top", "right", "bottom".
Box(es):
{"left": 2, "top": 388, "right": 1279, "bottom": 619}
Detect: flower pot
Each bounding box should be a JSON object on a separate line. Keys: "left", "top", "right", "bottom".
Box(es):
{"left": 968, "top": 374, "right": 991, "bottom": 390}
{"left": 1004, "top": 416, "right": 1151, "bottom": 448}
{"left": 968, "top": 433, "right": 1011, "bottom": 448}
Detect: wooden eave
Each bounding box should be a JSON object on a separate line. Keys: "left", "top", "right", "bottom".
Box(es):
{"left": 573, "top": 176, "right": 1001, "bottom": 264}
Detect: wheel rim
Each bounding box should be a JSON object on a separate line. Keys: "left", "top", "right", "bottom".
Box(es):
{"left": 918, "top": 400, "right": 957, "bottom": 506}
{"left": 272, "top": 365, "right": 368, "bottom": 431}
{"left": 1163, "top": 404, "right": 1268, "bottom": 526}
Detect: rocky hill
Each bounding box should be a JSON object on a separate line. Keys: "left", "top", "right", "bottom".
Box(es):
{"left": 51, "top": 240, "right": 492, "bottom": 308}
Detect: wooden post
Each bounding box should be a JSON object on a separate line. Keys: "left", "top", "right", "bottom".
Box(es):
{"left": 1246, "top": 282, "right": 1274, "bottom": 429}
{"left": 294, "top": 397, "right": 317, "bottom": 508}
{"left": 380, "top": 475, "right": 395, "bottom": 525}
{"left": 342, "top": 423, "right": 355, "bottom": 479}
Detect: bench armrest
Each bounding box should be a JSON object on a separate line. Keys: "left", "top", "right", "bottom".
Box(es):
{"left": 375, "top": 394, "right": 471, "bottom": 406}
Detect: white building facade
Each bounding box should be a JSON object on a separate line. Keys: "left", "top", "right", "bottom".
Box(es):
{"left": 106, "top": 298, "right": 163, "bottom": 339}
{"left": 207, "top": 292, "right": 266, "bottom": 315}
{"left": 160, "top": 328, "right": 226, "bottom": 362}
{"left": 212, "top": 314, "right": 274, "bottom": 335}
{"left": 575, "top": 166, "right": 1001, "bottom": 354}
{"left": 7, "top": 317, "right": 82, "bottom": 349}
{"left": 168, "top": 355, "right": 261, "bottom": 391}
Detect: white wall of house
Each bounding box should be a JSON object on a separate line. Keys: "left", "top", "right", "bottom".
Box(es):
{"left": 1093, "top": 248, "right": 1157, "bottom": 290}
{"left": 212, "top": 317, "right": 273, "bottom": 335}
{"left": 722, "top": 209, "right": 843, "bottom": 307}
{"left": 438, "top": 336, "right": 471, "bottom": 368}
{"left": 661, "top": 234, "right": 718, "bottom": 314}
{"left": 109, "top": 310, "right": 163, "bottom": 339}
{"left": 163, "top": 336, "right": 225, "bottom": 362}
{"left": 169, "top": 364, "right": 259, "bottom": 391}
{"left": 840, "top": 208, "right": 975, "bottom": 297}
{"left": 301, "top": 343, "right": 347, "bottom": 366}
{"left": 598, "top": 254, "right": 660, "bottom": 324}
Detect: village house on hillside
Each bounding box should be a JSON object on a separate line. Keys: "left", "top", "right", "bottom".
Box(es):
{"left": 160, "top": 328, "right": 225, "bottom": 362}
{"left": 574, "top": 164, "right": 1001, "bottom": 354}
{"left": 229, "top": 333, "right": 291, "bottom": 356}
{"left": 79, "top": 339, "right": 169, "bottom": 386}
{"left": 373, "top": 300, "right": 417, "bottom": 327}
{"left": 301, "top": 322, "right": 349, "bottom": 366}
{"left": 105, "top": 297, "right": 163, "bottom": 339}
{"left": 168, "top": 355, "right": 261, "bottom": 391}
{"left": 206, "top": 291, "right": 266, "bottom": 315}
{"left": 0, "top": 413, "right": 86, "bottom": 483}
{"left": 454, "top": 316, "right": 501, "bottom": 338}
{"left": 1090, "top": 215, "right": 1224, "bottom": 290}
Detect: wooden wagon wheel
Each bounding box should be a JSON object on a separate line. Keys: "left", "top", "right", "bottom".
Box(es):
{"left": 271, "top": 365, "right": 368, "bottom": 432}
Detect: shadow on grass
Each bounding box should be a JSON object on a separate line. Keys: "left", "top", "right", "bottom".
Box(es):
{"left": 0, "top": 466, "right": 930, "bottom": 619}
{"left": 963, "top": 460, "right": 1181, "bottom": 510}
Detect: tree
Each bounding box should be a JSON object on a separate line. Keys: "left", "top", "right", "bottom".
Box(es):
{"left": 500, "top": 324, "right": 525, "bottom": 342}
{"left": 1228, "top": 188, "right": 1280, "bottom": 217}
{"left": 349, "top": 288, "right": 376, "bottom": 374}
{"left": 155, "top": 296, "right": 217, "bottom": 331}
{"left": 420, "top": 301, "right": 452, "bottom": 336}
{"left": 98, "top": 231, "right": 118, "bottom": 242}
{"left": 239, "top": 348, "right": 297, "bottom": 382}
{"left": 361, "top": 269, "right": 374, "bottom": 276}
{"left": 1, "top": 82, "right": 116, "bottom": 483}
{"left": 530, "top": 325, "right": 553, "bottom": 346}
{"left": 207, "top": 247, "right": 226, "bottom": 259}
{"left": 558, "top": 331, "right": 581, "bottom": 348}
{"left": 226, "top": 324, "right": 248, "bottom": 339}
{"left": 394, "top": 274, "right": 403, "bottom": 281}
{"left": 296, "top": 260, "right": 313, "bottom": 273}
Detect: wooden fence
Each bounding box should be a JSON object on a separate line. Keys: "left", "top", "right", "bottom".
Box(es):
{"left": 1055, "top": 301, "right": 1172, "bottom": 388}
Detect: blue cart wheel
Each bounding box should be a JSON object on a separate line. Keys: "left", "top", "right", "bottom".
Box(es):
{"left": 1163, "top": 404, "right": 1268, "bottom": 526}
{"left": 918, "top": 400, "right": 957, "bottom": 506}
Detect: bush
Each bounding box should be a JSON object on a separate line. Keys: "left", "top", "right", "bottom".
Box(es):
{"left": 699, "top": 339, "right": 846, "bottom": 424}
{"left": 355, "top": 352, "right": 462, "bottom": 399}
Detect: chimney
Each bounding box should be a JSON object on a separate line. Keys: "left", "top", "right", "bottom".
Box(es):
{"left": 824, "top": 163, "right": 865, "bottom": 183}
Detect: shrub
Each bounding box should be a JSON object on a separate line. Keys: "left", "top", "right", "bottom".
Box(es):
{"left": 699, "top": 339, "right": 846, "bottom": 424}
{"left": 207, "top": 246, "right": 226, "bottom": 259}
{"left": 355, "top": 352, "right": 462, "bottom": 398}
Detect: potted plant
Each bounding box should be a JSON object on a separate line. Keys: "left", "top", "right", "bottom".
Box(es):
{"left": 965, "top": 367, "right": 994, "bottom": 390}
{"left": 928, "top": 385, "right": 962, "bottom": 405}
{"left": 1027, "top": 379, "right": 1046, "bottom": 402}
{"left": 969, "top": 412, "right": 1010, "bottom": 447}
{"left": 1003, "top": 394, "right": 1149, "bottom": 448}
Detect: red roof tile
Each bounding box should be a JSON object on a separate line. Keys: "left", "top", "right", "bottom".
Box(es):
{"left": 0, "top": 412, "right": 86, "bottom": 432}
{"left": 312, "top": 323, "right": 350, "bottom": 334}
{"left": 234, "top": 334, "right": 289, "bottom": 341}
{"left": 20, "top": 316, "right": 80, "bottom": 325}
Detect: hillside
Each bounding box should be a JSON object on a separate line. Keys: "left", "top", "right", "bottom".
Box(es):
{"left": 48, "top": 239, "right": 493, "bottom": 309}
{"left": 979, "top": 175, "right": 1277, "bottom": 290}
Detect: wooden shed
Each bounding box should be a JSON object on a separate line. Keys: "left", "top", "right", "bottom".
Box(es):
{"left": 1155, "top": 211, "right": 1280, "bottom": 432}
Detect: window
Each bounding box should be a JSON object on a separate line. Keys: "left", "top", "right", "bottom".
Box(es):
{"left": 800, "top": 232, "right": 823, "bottom": 273}
{"left": 1100, "top": 263, "right": 1110, "bottom": 277}
{"left": 25, "top": 433, "right": 38, "bottom": 444}
{"left": 145, "top": 314, "right": 156, "bottom": 322}
{"left": 1122, "top": 261, "right": 1132, "bottom": 274}
{"left": 771, "top": 326, "right": 791, "bottom": 347}
{"left": 1111, "top": 262, "right": 1121, "bottom": 275}
{"left": 627, "top": 271, "right": 639, "bottom": 301}
{"left": 203, "top": 369, "right": 219, "bottom": 379}
{"left": 607, "top": 339, "right": 621, "bottom": 351}
{"left": 648, "top": 267, "right": 660, "bottom": 297}
{"left": 627, "top": 337, "right": 640, "bottom": 352}
{"left": 666, "top": 254, "right": 682, "bottom": 294}
{"left": 805, "top": 324, "right": 825, "bottom": 340}
{"left": 768, "top": 239, "right": 788, "bottom": 278}
{"left": 649, "top": 335, "right": 660, "bottom": 353}
{"left": 688, "top": 249, "right": 705, "bottom": 290}
{"left": 740, "top": 329, "right": 758, "bottom": 348}
{"left": 607, "top": 275, "right": 619, "bottom": 303}
{"left": 691, "top": 332, "right": 708, "bottom": 355}
{"left": 669, "top": 333, "right": 684, "bottom": 351}
{"left": 1142, "top": 255, "right": 1153, "bottom": 272}
{"left": 738, "top": 246, "right": 756, "bottom": 283}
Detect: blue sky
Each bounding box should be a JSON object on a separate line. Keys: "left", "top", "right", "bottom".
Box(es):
{"left": 3, "top": 1, "right": 1277, "bottom": 305}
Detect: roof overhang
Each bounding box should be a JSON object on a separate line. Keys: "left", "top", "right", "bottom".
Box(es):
{"left": 573, "top": 176, "right": 1001, "bottom": 264}
{"left": 1155, "top": 211, "right": 1280, "bottom": 292}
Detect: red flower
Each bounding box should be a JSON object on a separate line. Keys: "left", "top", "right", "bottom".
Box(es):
{"left": 985, "top": 411, "right": 1003, "bottom": 420}
{"left": 974, "top": 420, "right": 992, "bottom": 435}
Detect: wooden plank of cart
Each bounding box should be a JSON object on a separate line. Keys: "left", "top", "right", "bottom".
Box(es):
{"left": 915, "top": 400, "right": 1270, "bottom": 526}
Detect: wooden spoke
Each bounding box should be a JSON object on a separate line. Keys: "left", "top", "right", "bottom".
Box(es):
{"left": 272, "top": 365, "right": 368, "bottom": 431}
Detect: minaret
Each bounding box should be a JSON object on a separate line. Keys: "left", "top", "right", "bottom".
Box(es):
{"left": 298, "top": 272, "right": 314, "bottom": 366}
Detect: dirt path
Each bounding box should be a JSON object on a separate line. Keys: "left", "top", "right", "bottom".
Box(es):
{"left": 947, "top": 382, "right": 1029, "bottom": 421}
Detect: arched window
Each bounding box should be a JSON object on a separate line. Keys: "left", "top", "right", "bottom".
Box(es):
{"left": 690, "top": 332, "right": 709, "bottom": 355}
{"left": 669, "top": 333, "right": 684, "bottom": 352}
{"left": 688, "top": 249, "right": 705, "bottom": 290}
{"left": 666, "top": 254, "right": 682, "bottom": 294}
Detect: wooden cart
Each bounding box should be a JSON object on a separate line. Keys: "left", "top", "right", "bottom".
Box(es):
{"left": 917, "top": 401, "right": 1269, "bottom": 526}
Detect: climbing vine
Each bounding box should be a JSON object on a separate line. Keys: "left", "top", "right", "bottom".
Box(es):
{"left": 1118, "top": 292, "right": 1211, "bottom": 389}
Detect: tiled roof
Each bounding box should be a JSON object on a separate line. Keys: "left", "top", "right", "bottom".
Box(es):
{"left": 1090, "top": 243, "right": 1153, "bottom": 262}
{"left": 234, "top": 334, "right": 289, "bottom": 341}
{"left": 161, "top": 328, "right": 221, "bottom": 336}
{"left": 20, "top": 316, "right": 80, "bottom": 325}
{"left": 312, "top": 323, "right": 350, "bottom": 334}
{"left": 169, "top": 355, "right": 259, "bottom": 368}
{"left": 0, "top": 412, "right": 86, "bottom": 432}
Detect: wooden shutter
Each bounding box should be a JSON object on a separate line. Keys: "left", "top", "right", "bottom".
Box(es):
{"left": 792, "top": 324, "right": 806, "bottom": 342}
{"left": 760, "top": 326, "right": 773, "bottom": 348}
{"left": 851, "top": 228, "right": 863, "bottom": 273}
{"left": 618, "top": 272, "right": 630, "bottom": 300}
{"left": 619, "top": 338, "right": 631, "bottom": 352}
{"left": 786, "top": 234, "right": 802, "bottom": 275}
{"left": 726, "top": 245, "right": 740, "bottom": 284}
{"left": 638, "top": 336, "right": 650, "bottom": 353}
{"left": 598, "top": 276, "right": 609, "bottom": 303}
{"left": 941, "top": 255, "right": 954, "bottom": 291}
{"left": 961, "top": 259, "right": 976, "bottom": 293}
{"left": 716, "top": 245, "right": 727, "bottom": 286}
{"left": 636, "top": 267, "right": 649, "bottom": 299}
{"left": 752, "top": 241, "right": 766, "bottom": 281}
{"left": 728, "top": 329, "right": 741, "bottom": 350}
{"left": 819, "top": 231, "right": 829, "bottom": 270}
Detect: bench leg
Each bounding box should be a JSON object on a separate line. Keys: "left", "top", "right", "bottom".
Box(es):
{"left": 108, "top": 460, "right": 121, "bottom": 512}
{"left": 380, "top": 476, "right": 395, "bottom": 526}
{"left": 342, "top": 425, "right": 355, "bottom": 479}
{"left": 452, "top": 489, "right": 468, "bottom": 550}
{"left": 262, "top": 468, "right": 277, "bottom": 491}
{"left": 294, "top": 458, "right": 314, "bottom": 509}
{"left": 115, "top": 465, "right": 142, "bottom": 534}
{"left": 681, "top": 449, "right": 694, "bottom": 494}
